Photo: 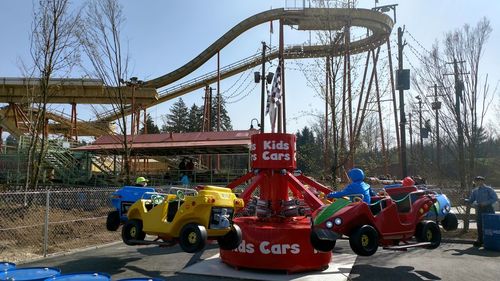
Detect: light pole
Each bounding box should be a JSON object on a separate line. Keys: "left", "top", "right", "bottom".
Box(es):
{"left": 254, "top": 42, "right": 273, "bottom": 133}
{"left": 396, "top": 26, "right": 409, "bottom": 177}
{"left": 416, "top": 95, "right": 424, "bottom": 172}
{"left": 119, "top": 76, "right": 144, "bottom": 135}
{"left": 119, "top": 76, "right": 144, "bottom": 178}
{"left": 416, "top": 95, "right": 423, "bottom": 157}
{"left": 430, "top": 84, "right": 442, "bottom": 169}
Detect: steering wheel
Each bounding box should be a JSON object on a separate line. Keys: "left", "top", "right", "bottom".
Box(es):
{"left": 151, "top": 194, "right": 164, "bottom": 205}
{"left": 176, "top": 190, "right": 185, "bottom": 200}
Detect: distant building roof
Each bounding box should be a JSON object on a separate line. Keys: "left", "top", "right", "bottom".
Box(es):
{"left": 74, "top": 129, "right": 260, "bottom": 156}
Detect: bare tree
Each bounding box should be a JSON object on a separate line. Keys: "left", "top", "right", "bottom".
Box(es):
{"left": 411, "top": 18, "right": 495, "bottom": 231}
{"left": 78, "top": 0, "right": 134, "bottom": 183}
{"left": 24, "top": 0, "right": 80, "bottom": 191}
{"left": 297, "top": 0, "right": 350, "bottom": 178}
{"left": 412, "top": 18, "right": 495, "bottom": 182}
{"left": 297, "top": 0, "right": 394, "bottom": 179}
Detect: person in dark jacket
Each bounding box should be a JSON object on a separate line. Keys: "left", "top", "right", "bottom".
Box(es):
{"left": 178, "top": 158, "right": 187, "bottom": 172}
{"left": 467, "top": 176, "right": 499, "bottom": 247}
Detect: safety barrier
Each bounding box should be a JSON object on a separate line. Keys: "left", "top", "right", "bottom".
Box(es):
{"left": 0, "top": 188, "right": 119, "bottom": 262}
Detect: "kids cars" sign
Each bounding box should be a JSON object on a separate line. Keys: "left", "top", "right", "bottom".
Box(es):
{"left": 251, "top": 133, "right": 296, "bottom": 169}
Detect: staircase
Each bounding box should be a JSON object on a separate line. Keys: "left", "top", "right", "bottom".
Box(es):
{"left": 45, "top": 148, "right": 79, "bottom": 183}
{"left": 90, "top": 155, "right": 121, "bottom": 185}
{"left": 17, "top": 135, "right": 88, "bottom": 184}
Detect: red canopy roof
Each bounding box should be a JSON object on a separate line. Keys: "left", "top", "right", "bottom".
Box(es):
{"left": 74, "top": 130, "right": 259, "bottom": 156}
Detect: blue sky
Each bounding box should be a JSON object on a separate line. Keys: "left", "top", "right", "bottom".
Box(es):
{"left": 1, "top": 0, "right": 499, "bottom": 137}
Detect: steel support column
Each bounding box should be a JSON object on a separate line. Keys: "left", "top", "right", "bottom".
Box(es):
{"left": 373, "top": 63, "right": 388, "bottom": 174}
{"left": 70, "top": 102, "right": 78, "bottom": 141}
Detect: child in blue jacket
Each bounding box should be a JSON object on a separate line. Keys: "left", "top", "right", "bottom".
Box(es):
{"left": 327, "top": 168, "right": 375, "bottom": 203}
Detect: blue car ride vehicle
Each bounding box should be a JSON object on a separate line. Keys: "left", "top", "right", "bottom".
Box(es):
{"left": 424, "top": 191, "right": 458, "bottom": 231}
{"left": 106, "top": 186, "right": 156, "bottom": 231}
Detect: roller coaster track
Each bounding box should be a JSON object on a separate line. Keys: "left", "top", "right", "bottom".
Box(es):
{"left": 98, "top": 7, "right": 393, "bottom": 122}
{"left": 0, "top": 8, "right": 393, "bottom": 136}
{"left": 0, "top": 106, "right": 112, "bottom": 138}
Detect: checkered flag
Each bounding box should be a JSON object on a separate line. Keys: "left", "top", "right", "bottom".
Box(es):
{"left": 265, "top": 65, "right": 281, "bottom": 132}
{"left": 271, "top": 65, "right": 282, "bottom": 106}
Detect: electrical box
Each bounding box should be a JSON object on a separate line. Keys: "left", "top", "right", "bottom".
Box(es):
{"left": 396, "top": 69, "right": 410, "bottom": 90}
{"left": 420, "top": 128, "right": 429, "bottom": 139}
{"left": 431, "top": 101, "right": 441, "bottom": 110}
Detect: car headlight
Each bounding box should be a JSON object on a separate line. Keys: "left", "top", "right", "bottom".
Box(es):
{"left": 334, "top": 217, "right": 342, "bottom": 226}
{"left": 325, "top": 221, "right": 333, "bottom": 229}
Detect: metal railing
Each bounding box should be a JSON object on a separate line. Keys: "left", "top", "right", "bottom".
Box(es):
{"left": 145, "top": 168, "right": 249, "bottom": 187}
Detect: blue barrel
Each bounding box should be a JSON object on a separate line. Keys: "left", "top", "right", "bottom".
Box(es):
{"left": 0, "top": 262, "right": 15, "bottom": 271}
{"left": 118, "top": 277, "right": 165, "bottom": 281}
{"left": 483, "top": 214, "right": 500, "bottom": 251}
{"left": 44, "top": 272, "right": 111, "bottom": 281}
{"left": 0, "top": 267, "right": 60, "bottom": 281}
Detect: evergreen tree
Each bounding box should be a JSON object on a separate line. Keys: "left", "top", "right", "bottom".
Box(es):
{"left": 162, "top": 98, "right": 189, "bottom": 132}
{"left": 139, "top": 113, "right": 160, "bottom": 134}
{"left": 187, "top": 104, "right": 203, "bottom": 132}
{"left": 217, "top": 98, "right": 233, "bottom": 131}
{"left": 296, "top": 126, "right": 321, "bottom": 175}
{"left": 200, "top": 95, "right": 232, "bottom": 131}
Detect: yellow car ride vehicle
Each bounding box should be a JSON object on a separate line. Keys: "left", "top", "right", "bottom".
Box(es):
{"left": 122, "top": 185, "right": 244, "bottom": 253}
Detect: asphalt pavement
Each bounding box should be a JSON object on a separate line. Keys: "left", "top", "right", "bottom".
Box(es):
{"left": 20, "top": 238, "right": 500, "bottom": 281}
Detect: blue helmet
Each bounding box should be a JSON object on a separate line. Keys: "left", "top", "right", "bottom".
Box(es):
{"left": 348, "top": 168, "right": 365, "bottom": 182}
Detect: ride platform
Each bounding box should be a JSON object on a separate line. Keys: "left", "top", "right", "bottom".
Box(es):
{"left": 222, "top": 133, "right": 335, "bottom": 273}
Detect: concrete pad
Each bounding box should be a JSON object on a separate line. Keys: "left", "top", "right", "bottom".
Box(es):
{"left": 180, "top": 252, "right": 357, "bottom": 281}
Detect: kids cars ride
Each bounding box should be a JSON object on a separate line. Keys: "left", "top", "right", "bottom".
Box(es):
{"left": 106, "top": 186, "right": 156, "bottom": 231}
{"left": 384, "top": 183, "right": 458, "bottom": 231}
{"left": 310, "top": 188, "right": 441, "bottom": 256}
{"left": 122, "top": 185, "right": 244, "bottom": 253}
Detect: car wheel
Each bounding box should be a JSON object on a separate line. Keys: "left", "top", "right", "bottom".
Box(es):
{"left": 441, "top": 213, "right": 458, "bottom": 231}
{"left": 416, "top": 221, "right": 441, "bottom": 249}
{"left": 310, "top": 230, "right": 336, "bottom": 252}
{"left": 121, "top": 219, "right": 146, "bottom": 246}
{"left": 106, "top": 210, "right": 121, "bottom": 231}
{"left": 179, "top": 223, "right": 208, "bottom": 253}
{"left": 217, "top": 224, "right": 242, "bottom": 250}
{"left": 349, "top": 225, "right": 379, "bottom": 256}
{"left": 415, "top": 221, "right": 425, "bottom": 242}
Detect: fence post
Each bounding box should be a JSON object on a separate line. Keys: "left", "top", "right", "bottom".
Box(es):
{"left": 43, "top": 190, "right": 50, "bottom": 257}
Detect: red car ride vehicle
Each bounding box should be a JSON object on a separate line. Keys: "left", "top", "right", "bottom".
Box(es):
{"left": 310, "top": 188, "right": 441, "bottom": 256}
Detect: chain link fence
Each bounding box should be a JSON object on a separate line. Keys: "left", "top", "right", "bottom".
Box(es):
{"left": 0, "top": 185, "right": 120, "bottom": 262}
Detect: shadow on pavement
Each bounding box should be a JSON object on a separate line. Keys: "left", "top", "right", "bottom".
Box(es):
{"left": 446, "top": 246, "right": 500, "bottom": 257}
{"left": 166, "top": 274, "right": 237, "bottom": 281}
{"left": 55, "top": 256, "right": 143, "bottom": 276}
{"left": 183, "top": 243, "right": 226, "bottom": 269}
{"left": 136, "top": 241, "right": 219, "bottom": 257}
{"left": 136, "top": 244, "right": 184, "bottom": 256}
{"left": 122, "top": 264, "right": 163, "bottom": 279}
{"left": 347, "top": 265, "right": 441, "bottom": 281}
